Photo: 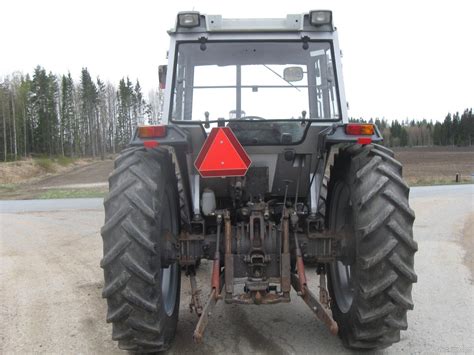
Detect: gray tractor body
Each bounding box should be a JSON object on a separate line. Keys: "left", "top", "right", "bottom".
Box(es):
{"left": 132, "top": 11, "right": 381, "bottom": 224}
{"left": 102, "top": 11, "right": 415, "bottom": 352}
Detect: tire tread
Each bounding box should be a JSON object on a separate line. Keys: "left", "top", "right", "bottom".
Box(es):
{"left": 328, "top": 144, "right": 417, "bottom": 350}
{"left": 101, "top": 147, "right": 180, "bottom": 352}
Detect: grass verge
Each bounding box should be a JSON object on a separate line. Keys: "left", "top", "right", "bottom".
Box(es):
{"left": 56, "top": 156, "right": 76, "bottom": 166}
{"left": 36, "top": 189, "right": 107, "bottom": 199}
{"left": 0, "top": 183, "right": 17, "bottom": 193}
{"left": 34, "top": 156, "right": 77, "bottom": 170}
{"left": 34, "top": 158, "right": 56, "bottom": 173}
{"left": 408, "top": 178, "right": 473, "bottom": 187}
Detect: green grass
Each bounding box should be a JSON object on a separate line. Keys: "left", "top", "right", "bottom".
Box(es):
{"left": 33, "top": 155, "right": 76, "bottom": 171}
{"left": 36, "top": 188, "right": 107, "bottom": 199}
{"left": 409, "top": 178, "right": 473, "bottom": 187}
{"left": 56, "top": 156, "right": 76, "bottom": 166}
{"left": 0, "top": 183, "right": 17, "bottom": 192}
{"left": 0, "top": 183, "right": 23, "bottom": 199}
{"left": 34, "top": 158, "right": 56, "bottom": 173}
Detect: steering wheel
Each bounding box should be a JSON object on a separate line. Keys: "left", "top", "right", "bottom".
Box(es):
{"left": 238, "top": 116, "right": 266, "bottom": 120}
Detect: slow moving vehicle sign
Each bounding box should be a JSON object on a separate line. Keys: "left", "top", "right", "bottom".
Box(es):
{"left": 195, "top": 127, "right": 251, "bottom": 177}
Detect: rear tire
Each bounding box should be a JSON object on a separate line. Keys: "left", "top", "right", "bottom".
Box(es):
{"left": 101, "top": 146, "right": 181, "bottom": 352}
{"left": 327, "top": 144, "right": 417, "bottom": 350}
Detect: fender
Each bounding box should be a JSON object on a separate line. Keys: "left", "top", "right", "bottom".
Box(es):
{"left": 129, "top": 124, "right": 191, "bottom": 149}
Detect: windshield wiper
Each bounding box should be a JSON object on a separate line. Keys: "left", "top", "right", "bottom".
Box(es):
{"left": 263, "top": 65, "right": 301, "bottom": 92}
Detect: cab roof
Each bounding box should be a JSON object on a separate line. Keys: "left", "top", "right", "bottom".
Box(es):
{"left": 169, "top": 11, "right": 335, "bottom": 34}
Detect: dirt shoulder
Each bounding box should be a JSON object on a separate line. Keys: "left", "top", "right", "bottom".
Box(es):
{"left": 0, "top": 158, "right": 113, "bottom": 200}
{"left": 393, "top": 146, "right": 474, "bottom": 185}
{"left": 1, "top": 146, "right": 473, "bottom": 200}
{"left": 31, "top": 160, "right": 113, "bottom": 187}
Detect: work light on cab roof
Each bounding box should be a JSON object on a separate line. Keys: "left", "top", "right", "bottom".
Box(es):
{"left": 174, "top": 10, "right": 334, "bottom": 31}
{"left": 309, "top": 10, "right": 332, "bottom": 26}
{"left": 177, "top": 11, "right": 200, "bottom": 28}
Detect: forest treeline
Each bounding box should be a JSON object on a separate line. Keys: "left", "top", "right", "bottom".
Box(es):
{"left": 351, "top": 109, "right": 473, "bottom": 147}
{"left": 0, "top": 66, "right": 162, "bottom": 161}
{"left": 1, "top": 66, "right": 473, "bottom": 161}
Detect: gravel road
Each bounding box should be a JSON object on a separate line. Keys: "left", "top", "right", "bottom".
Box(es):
{"left": 1, "top": 185, "right": 473, "bottom": 354}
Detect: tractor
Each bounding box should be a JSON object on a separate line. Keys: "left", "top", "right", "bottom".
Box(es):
{"left": 100, "top": 10, "right": 417, "bottom": 352}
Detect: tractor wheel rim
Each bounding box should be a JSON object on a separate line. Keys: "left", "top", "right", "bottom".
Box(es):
{"left": 330, "top": 182, "right": 354, "bottom": 314}
{"left": 331, "top": 261, "right": 353, "bottom": 313}
{"left": 161, "top": 262, "right": 179, "bottom": 316}
{"left": 161, "top": 188, "right": 179, "bottom": 317}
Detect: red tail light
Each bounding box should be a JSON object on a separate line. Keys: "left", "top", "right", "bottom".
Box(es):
{"left": 143, "top": 141, "right": 159, "bottom": 148}
{"left": 137, "top": 125, "right": 167, "bottom": 138}
{"left": 357, "top": 137, "right": 372, "bottom": 145}
{"left": 345, "top": 124, "right": 375, "bottom": 135}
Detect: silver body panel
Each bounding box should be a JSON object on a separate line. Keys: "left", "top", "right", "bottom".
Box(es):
{"left": 160, "top": 12, "right": 349, "bottom": 214}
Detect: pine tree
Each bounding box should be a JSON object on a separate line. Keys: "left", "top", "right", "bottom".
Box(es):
{"left": 31, "top": 66, "right": 50, "bottom": 154}
{"left": 61, "top": 73, "right": 76, "bottom": 156}
{"left": 97, "top": 77, "right": 108, "bottom": 159}
{"left": 47, "top": 72, "right": 59, "bottom": 156}
{"left": 0, "top": 80, "right": 8, "bottom": 161}
{"left": 17, "top": 74, "right": 33, "bottom": 157}
{"left": 80, "top": 68, "right": 98, "bottom": 157}
{"left": 134, "top": 80, "right": 144, "bottom": 125}
{"left": 116, "top": 78, "right": 134, "bottom": 150}
{"left": 106, "top": 82, "right": 117, "bottom": 154}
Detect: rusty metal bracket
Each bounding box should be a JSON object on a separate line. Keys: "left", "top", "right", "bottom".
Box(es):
{"left": 224, "top": 211, "right": 234, "bottom": 298}
{"left": 193, "top": 288, "right": 218, "bottom": 343}
{"left": 189, "top": 273, "right": 203, "bottom": 317}
{"left": 281, "top": 209, "right": 291, "bottom": 296}
{"left": 193, "top": 213, "right": 224, "bottom": 343}
{"left": 291, "top": 273, "right": 338, "bottom": 336}
{"left": 193, "top": 272, "right": 225, "bottom": 343}
{"left": 226, "top": 291, "right": 290, "bottom": 305}
{"left": 319, "top": 271, "right": 330, "bottom": 308}
{"left": 292, "top": 211, "right": 308, "bottom": 297}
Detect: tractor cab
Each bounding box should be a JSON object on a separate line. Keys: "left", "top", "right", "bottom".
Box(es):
{"left": 162, "top": 11, "right": 347, "bottom": 141}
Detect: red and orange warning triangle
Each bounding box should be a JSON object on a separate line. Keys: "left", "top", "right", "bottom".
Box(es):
{"left": 195, "top": 127, "right": 251, "bottom": 178}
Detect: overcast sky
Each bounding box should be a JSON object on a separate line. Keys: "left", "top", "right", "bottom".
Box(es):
{"left": 1, "top": 0, "right": 472, "bottom": 121}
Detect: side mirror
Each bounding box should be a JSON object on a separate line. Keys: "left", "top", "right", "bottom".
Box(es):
{"left": 158, "top": 65, "right": 167, "bottom": 89}
{"left": 283, "top": 66, "right": 304, "bottom": 82}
